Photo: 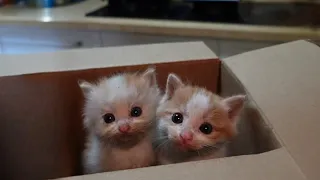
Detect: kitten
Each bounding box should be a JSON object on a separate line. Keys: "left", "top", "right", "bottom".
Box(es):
{"left": 80, "top": 68, "right": 160, "bottom": 173}
{"left": 154, "top": 73, "right": 246, "bottom": 165}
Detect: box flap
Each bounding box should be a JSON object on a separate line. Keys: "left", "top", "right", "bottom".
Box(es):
{"left": 59, "top": 148, "right": 305, "bottom": 180}
{"left": 223, "top": 40, "right": 320, "bottom": 180}
{"left": 0, "top": 42, "right": 217, "bottom": 77}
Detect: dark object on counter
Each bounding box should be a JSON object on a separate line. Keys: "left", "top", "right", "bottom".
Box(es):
{"left": 239, "top": 2, "right": 320, "bottom": 27}
{"left": 108, "top": 0, "right": 171, "bottom": 17}
{"left": 87, "top": 0, "right": 243, "bottom": 23}
{"left": 190, "top": 0, "right": 241, "bottom": 22}
{"left": 86, "top": 0, "right": 320, "bottom": 27}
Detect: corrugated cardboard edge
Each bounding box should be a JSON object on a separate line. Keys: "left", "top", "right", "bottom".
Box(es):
{"left": 57, "top": 148, "right": 305, "bottom": 180}
{"left": 305, "top": 39, "right": 320, "bottom": 46}
{"left": 0, "top": 41, "right": 217, "bottom": 77}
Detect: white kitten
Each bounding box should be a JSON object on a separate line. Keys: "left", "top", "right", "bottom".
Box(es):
{"left": 154, "top": 73, "right": 245, "bottom": 164}
{"left": 80, "top": 68, "right": 160, "bottom": 173}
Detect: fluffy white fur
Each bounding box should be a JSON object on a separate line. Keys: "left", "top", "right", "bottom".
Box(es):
{"left": 84, "top": 134, "right": 155, "bottom": 172}
{"left": 80, "top": 68, "right": 160, "bottom": 173}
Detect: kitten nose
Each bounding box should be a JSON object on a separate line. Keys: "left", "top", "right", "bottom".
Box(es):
{"left": 119, "top": 124, "right": 130, "bottom": 133}
{"left": 180, "top": 131, "right": 193, "bottom": 141}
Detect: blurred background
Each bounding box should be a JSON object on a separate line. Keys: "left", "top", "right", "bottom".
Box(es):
{"left": 0, "top": 0, "right": 319, "bottom": 57}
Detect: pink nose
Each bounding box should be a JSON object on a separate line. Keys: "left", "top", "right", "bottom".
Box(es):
{"left": 119, "top": 124, "right": 130, "bottom": 133}
{"left": 180, "top": 131, "right": 193, "bottom": 142}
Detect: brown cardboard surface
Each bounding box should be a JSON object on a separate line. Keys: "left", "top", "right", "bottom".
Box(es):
{"left": 59, "top": 149, "right": 304, "bottom": 180}
{"left": 224, "top": 40, "right": 320, "bottom": 180}
{"left": 0, "top": 60, "right": 219, "bottom": 180}
{"left": 0, "top": 40, "right": 316, "bottom": 180}
{"left": 0, "top": 42, "right": 219, "bottom": 180}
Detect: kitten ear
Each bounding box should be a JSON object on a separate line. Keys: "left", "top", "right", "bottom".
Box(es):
{"left": 142, "top": 67, "right": 157, "bottom": 87}
{"left": 165, "top": 73, "right": 184, "bottom": 99}
{"left": 223, "top": 95, "right": 246, "bottom": 123}
{"left": 78, "top": 80, "right": 94, "bottom": 96}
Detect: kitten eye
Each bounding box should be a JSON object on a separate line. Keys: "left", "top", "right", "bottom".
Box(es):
{"left": 199, "top": 123, "right": 213, "bottom": 134}
{"left": 172, "top": 113, "right": 183, "bottom": 124}
{"left": 103, "top": 113, "right": 115, "bottom": 123}
{"left": 130, "top": 106, "right": 142, "bottom": 117}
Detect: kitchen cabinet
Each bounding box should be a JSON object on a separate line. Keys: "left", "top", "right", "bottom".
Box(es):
{"left": 101, "top": 31, "right": 220, "bottom": 55}
{"left": 101, "top": 31, "right": 285, "bottom": 58}
{"left": 0, "top": 26, "right": 282, "bottom": 57}
{"left": 0, "top": 27, "right": 102, "bottom": 54}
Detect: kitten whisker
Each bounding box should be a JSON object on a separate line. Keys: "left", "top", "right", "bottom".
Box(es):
{"left": 152, "top": 136, "right": 169, "bottom": 144}
{"left": 154, "top": 136, "right": 169, "bottom": 140}
{"left": 196, "top": 150, "right": 201, "bottom": 157}
{"left": 155, "top": 140, "right": 169, "bottom": 152}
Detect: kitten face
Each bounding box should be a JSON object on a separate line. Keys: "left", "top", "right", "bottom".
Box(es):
{"left": 157, "top": 74, "right": 245, "bottom": 152}
{"left": 80, "top": 68, "right": 160, "bottom": 146}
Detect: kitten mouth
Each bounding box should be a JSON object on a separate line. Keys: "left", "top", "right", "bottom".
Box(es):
{"left": 113, "top": 131, "right": 144, "bottom": 141}
{"left": 176, "top": 141, "right": 197, "bottom": 150}
{"left": 115, "top": 132, "right": 135, "bottom": 138}
{"left": 107, "top": 131, "right": 146, "bottom": 149}
{"left": 119, "top": 131, "right": 130, "bottom": 135}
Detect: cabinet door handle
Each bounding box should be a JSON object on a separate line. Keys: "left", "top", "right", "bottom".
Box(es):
{"left": 73, "top": 41, "right": 83, "bottom": 47}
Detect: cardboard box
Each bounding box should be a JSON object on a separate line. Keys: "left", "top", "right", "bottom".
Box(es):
{"left": 0, "top": 40, "right": 318, "bottom": 180}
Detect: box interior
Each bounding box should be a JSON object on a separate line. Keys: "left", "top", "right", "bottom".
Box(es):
{"left": 0, "top": 59, "right": 279, "bottom": 180}
{"left": 220, "top": 64, "right": 280, "bottom": 157}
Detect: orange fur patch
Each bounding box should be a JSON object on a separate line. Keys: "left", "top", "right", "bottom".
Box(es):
{"left": 157, "top": 85, "right": 237, "bottom": 144}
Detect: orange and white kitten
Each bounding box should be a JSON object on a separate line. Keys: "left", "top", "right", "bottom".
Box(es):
{"left": 80, "top": 68, "right": 160, "bottom": 173}
{"left": 154, "top": 73, "right": 245, "bottom": 164}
